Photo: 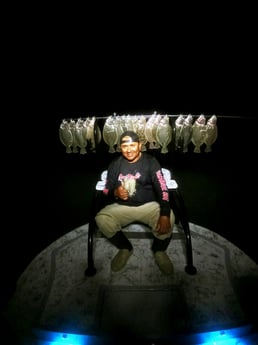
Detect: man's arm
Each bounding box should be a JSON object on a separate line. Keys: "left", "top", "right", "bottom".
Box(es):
{"left": 150, "top": 159, "right": 172, "bottom": 233}
{"left": 103, "top": 159, "right": 121, "bottom": 198}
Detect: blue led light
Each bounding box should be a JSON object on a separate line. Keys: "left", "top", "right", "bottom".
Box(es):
{"left": 26, "top": 325, "right": 257, "bottom": 345}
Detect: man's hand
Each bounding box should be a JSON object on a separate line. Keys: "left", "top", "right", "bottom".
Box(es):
{"left": 156, "top": 215, "right": 171, "bottom": 234}
{"left": 114, "top": 185, "right": 129, "bottom": 200}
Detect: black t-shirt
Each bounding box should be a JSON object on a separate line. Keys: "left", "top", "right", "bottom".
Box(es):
{"left": 103, "top": 153, "right": 171, "bottom": 216}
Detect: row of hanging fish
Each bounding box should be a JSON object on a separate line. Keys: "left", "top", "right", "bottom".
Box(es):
{"left": 103, "top": 113, "right": 173, "bottom": 154}
{"left": 59, "top": 117, "right": 102, "bottom": 154}
{"left": 103, "top": 113, "right": 218, "bottom": 154}
{"left": 59, "top": 114, "right": 218, "bottom": 154}
{"left": 175, "top": 114, "right": 218, "bottom": 153}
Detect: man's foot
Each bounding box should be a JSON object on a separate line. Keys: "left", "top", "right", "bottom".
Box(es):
{"left": 154, "top": 251, "right": 174, "bottom": 275}
{"left": 111, "top": 249, "right": 133, "bottom": 272}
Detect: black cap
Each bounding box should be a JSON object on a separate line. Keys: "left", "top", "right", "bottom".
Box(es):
{"left": 119, "top": 131, "right": 140, "bottom": 145}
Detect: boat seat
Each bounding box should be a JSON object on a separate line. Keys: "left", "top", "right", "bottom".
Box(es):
{"left": 85, "top": 168, "right": 197, "bottom": 276}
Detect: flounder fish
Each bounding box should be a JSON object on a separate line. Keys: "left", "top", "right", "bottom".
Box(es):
{"left": 59, "top": 119, "right": 73, "bottom": 153}
{"left": 75, "top": 118, "right": 87, "bottom": 154}
{"left": 174, "top": 114, "right": 185, "bottom": 151}
{"left": 204, "top": 115, "right": 218, "bottom": 152}
{"left": 103, "top": 117, "right": 118, "bottom": 153}
{"left": 156, "top": 115, "right": 172, "bottom": 153}
{"left": 145, "top": 113, "right": 161, "bottom": 149}
{"left": 182, "top": 114, "right": 193, "bottom": 153}
{"left": 191, "top": 114, "right": 206, "bottom": 153}
{"left": 134, "top": 115, "right": 147, "bottom": 151}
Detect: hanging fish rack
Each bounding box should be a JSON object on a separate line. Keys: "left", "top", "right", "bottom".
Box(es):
{"left": 61, "top": 113, "right": 244, "bottom": 121}
{"left": 59, "top": 112, "right": 220, "bottom": 155}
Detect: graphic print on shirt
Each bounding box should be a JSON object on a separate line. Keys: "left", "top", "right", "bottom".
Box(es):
{"left": 118, "top": 172, "right": 141, "bottom": 197}
{"left": 156, "top": 169, "right": 169, "bottom": 201}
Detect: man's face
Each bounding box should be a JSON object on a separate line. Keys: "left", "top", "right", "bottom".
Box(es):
{"left": 120, "top": 136, "right": 142, "bottom": 163}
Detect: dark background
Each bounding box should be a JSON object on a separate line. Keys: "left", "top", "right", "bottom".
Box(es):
{"left": 2, "top": 26, "right": 257, "bottom": 306}
{"left": 1, "top": 8, "right": 257, "bottom": 344}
